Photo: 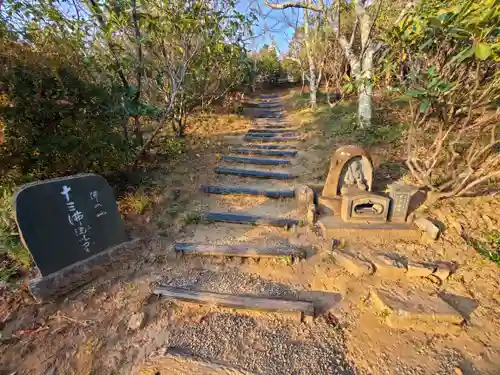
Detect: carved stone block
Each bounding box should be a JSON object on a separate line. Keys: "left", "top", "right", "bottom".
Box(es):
{"left": 340, "top": 187, "right": 390, "bottom": 224}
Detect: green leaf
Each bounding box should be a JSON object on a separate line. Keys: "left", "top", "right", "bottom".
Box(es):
{"left": 393, "top": 95, "right": 410, "bottom": 104}
{"left": 474, "top": 43, "right": 492, "bottom": 60}
{"left": 419, "top": 100, "right": 431, "bottom": 113}
{"left": 437, "top": 82, "right": 454, "bottom": 92}
{"left": 406, "top": 89, "right": 427, "bottom": 97}
{"left": 342, "top": 82, "right": 354, "bottom": 93}
{"left": 449, "top": 46, "right": 474, "bottom": 64}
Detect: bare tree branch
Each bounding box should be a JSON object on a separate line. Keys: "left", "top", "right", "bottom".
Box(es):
{"left": 263, "top": 1, "right": 323, "bottom": 12}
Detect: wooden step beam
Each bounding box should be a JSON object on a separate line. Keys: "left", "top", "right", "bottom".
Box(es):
{"left": 237, "top": 144, "right": 297, "bottom": 149}
{"left": 232, "top": 149, "right": 298, "bottom": 157}
{"left": 215, "top": 167, "right": 296, "bottom": 179}
{"left": 248, "top": 129, "right": 296, "bottom": 134}
{"left": 255, "top": 114, "right": 282, "bottom": 118}
{"left": 153, "top": 286, "right": 314, "bottom": 323}
{"left": 251, "top": 124, "right": 289, "bottom": 129}
{"left": 256, "top": 104, "right": 281, "bottom": 107}
{"left": 221, "top": 155, "right": 291, "bottom": 165}
{"left": 200, "top": 185, "right": 295, "bottom": 198}
{"left": 174, "top": 243, "right": 305, "bottom": 259}
{"left": 245, "top": 133, "right": 296, "bottom": 138}
{"left": 203, "top": 212, "right": 301, "bottom": 227}
{"left": 244, "top": 135, "right": 298, "bottom": 142}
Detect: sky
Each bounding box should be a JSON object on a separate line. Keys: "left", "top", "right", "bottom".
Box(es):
{"left": 2, "top": 0, "right": 299, "bottom": 56}
{"left": 236, "top": 0, "right": 303, "bottom": 55}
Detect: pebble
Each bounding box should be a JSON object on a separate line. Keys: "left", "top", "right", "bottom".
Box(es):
{"left": 128, "top": 312, "right": 145, "bottom": 331}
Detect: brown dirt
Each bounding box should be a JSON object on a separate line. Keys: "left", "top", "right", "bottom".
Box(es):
{"left": 0, "top": 90, "right": 498, "bottom": 375}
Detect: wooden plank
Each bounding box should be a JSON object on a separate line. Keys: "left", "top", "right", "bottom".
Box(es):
{"left": 203, "top": 212, "right": 301, "bottom": 227}
{"left": 258, "top": 103, "right": 280, "bottom": 107}
{"left": 250, "top": 124, "right": 289, "bottom": 129}
{"left": 248, "top": 129, "right": 296, "bottom": 134}
{"left": 221, "top": 155, "right": 291, "bottom": 165}
{"left": 215, "top": 167, "right": 296, "bottom": 179}
{"left": 244, "top": 135, "right": 298, "bottom": 142}
{"left": 232, "top": 149, "right": 298, "bottom": 157}
{"left": 237, "top": 144, "right": 297, "bottom": 149}
{"left": 174, "top": 243, "right": 306, "bottom": 258}
{"left": 255, "top": 114, "right": 282, "bottom": 118}
{"left": 200, "top": 185, "right": 295, "bottom": 198}
{"left": 244, "top": 133, "right": 296, "bottom": 138}
{"left": 138, "top": 353, "right": 254, "bottom": 375}
{"left": 255, "top": 109, "right": 282, "bottom": 114}
{"left": 153, "top": 285, "right": 314, "bottom": 322}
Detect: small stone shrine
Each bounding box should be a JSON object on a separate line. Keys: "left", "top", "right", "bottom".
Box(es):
{"left": 14, "top": 173, "right": 132, "bottom": 298}
{"left": 317, "top": 145, "right": 419, "bottom": 236}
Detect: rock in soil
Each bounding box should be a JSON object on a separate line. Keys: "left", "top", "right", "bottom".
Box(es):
{"left": 333, "top": 250, "right": 374, "bottom": 277}
{"left": 370, "top": 287, "right": 464, "bottom": 333}
{"left": 414, "top": 217, "right": 440, "bottom": 240}
{"left": 128, "top": 312, "right": 145, "bottom": 331}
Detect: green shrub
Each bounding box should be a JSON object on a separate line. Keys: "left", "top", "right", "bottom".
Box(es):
{"left": 0, "top": 40, "right": 133, "bottom": 185}
{"left": 183, "top": 212, "right": 202, "bottom": 224}
{"left": 160, "top": 137, "right": 186, "bottom": 159}
{"left": 120, "top": 190, "right": 152, "bottom": 215}
{"left": 0, "top": 186, "right": 32, "bottom": 282}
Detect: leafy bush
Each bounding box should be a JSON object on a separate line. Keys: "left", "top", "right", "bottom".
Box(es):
{"left": 0, "top": 187, "right": 32, "bottom": 281}
{"left": 0, "top": 40, "right": 133, "bottom": 184}
{"left": 159, "top": 137, "right": 187, "bottom": 159}
{"left": 384, "top": 0, "right": 500, "bottom": 198}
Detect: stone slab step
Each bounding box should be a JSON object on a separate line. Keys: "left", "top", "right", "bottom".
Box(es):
{"left": 232, "top": 149, "right": 298, "bottom": 157}
{"left": 215, "top": 167, "right": 296, "bottom": 179}
{"left": 221, "top": 155, "right": 291, "bottom": 165}
{"left": 203, "top": 212, "right": 301, "bottom": 228}
{"left": 200, "top": 185, "right": 295, "bottom": 198}
{"left": 153, "top": 285, "right": 314, "bottom": 323}
{"left": 174, "top": 243, "right": 305, "bottom": 259}
{"left": 370, "top": 288, "right": 464, "bottom": 333}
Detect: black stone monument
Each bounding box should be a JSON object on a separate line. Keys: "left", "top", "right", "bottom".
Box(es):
{"left": 14, "top": 173, "right": 128, "bottom": 276}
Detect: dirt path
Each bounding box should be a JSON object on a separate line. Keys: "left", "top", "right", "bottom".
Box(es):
{"left": 1, "top": 91, "right": 499, "bottom": 375}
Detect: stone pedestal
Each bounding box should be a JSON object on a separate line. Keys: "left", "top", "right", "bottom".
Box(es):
{"left": 340, "top": 187, "right": 390, "bottom": 224}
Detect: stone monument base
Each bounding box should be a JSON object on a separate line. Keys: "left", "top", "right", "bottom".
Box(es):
{"left": 318, "top": 196, "right": 342, "bottom": 215}
{"left": 29, "top": 238, "right": 145, "bottom": 300}
{"left": 318, "top": 216, "right": 420, "bottom": 241}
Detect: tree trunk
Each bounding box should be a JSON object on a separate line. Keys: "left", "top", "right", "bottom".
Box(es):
{"left": 134, "top": 115, "right": 143, "bottom": 145}
{"left": 303, "top": 8, "right": 317, "bottom": 109}
{"left": 301, "top": 70, "right": 305, "bottom": 94}
{"left": 357, "top": 83, "right": 372, "bottom": 128}
{"left": 122, "top": 121, "right": 129, "bottom": 141}
{"left": 308, "top": 68, "right": 317, "bottom": 109}
{"left": 357, "top": 48, "right": 374, "bottom": 128}
{"left": 325, "top": 79, "right": 331, "bottom": 105}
